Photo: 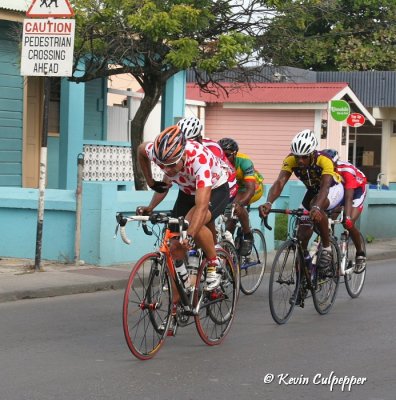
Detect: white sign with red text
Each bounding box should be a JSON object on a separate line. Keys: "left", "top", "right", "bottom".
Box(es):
{"left": 20, "top": 18, "right": 75, "bottom": 76}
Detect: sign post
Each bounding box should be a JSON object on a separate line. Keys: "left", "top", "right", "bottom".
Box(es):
{"left": 21, "top": 0, "right": 75, "bottom": 271}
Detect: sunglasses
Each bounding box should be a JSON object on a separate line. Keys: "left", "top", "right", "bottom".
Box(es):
{"left": 159, "top": 155, "right": 184, "bottom": 169}
{"left": 295, "top": 155, "right": 310, "bottom": 160}
{"left": 225, "top": 151, "right": 236, "bottom": 159}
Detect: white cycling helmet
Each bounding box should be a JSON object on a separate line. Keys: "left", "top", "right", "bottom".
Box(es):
{"left": 290, "top": 129, "right": 318, "bottom": 156}
{"left": 177, "top": 117, "right": 203, "bottom": 140}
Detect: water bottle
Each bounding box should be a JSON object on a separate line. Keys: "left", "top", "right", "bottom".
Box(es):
{"left": 340, "top": 232, "right": 348, "bottom": 275}
{"left": 187, "top": 249, "right": 200, "bottom": 275}
{"left": 308, "top": 240, "right": 319, "bottom": 280}
{"left": 224, "top": 230, "right": 234, "bottom": 245}
{"left": 175, "top": 260, "right": 191, "bottom": 289}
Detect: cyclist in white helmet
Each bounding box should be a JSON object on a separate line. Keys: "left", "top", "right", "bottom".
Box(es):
{"left": 259, "top": 129, "right": 344, "bottom": 272}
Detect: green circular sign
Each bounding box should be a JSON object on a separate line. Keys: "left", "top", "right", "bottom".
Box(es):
{"left": 330, "top": 100, "right": 350, "bottom": 122}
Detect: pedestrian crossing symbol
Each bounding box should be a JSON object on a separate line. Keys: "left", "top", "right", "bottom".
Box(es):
{"left": 26, "top": 0, "right": 74, "bottom": 18}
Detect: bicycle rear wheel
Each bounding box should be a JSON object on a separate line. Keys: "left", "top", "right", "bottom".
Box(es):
{"left": 312, "top": 238, "right": 341, "bottom": 315}
{"left": 344, "top": 233, "right": 366, "bottom": 298}
{"left": 194, "top": 248, "right": 237, "bottom": 345}
{"left": 122, "top": 253, "right": 172, "bottom": 360}
{"left": 239, "top": 228, "right": 267, "bottom": 295}
{"left": 269, "top": 240, "right": 301, "bottom": 325}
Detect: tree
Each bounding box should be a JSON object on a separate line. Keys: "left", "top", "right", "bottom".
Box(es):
{"left": 71, "top": 0, "right": 271, "bottom": 189}
{"left": 259, "top": 0, "right": 396, "bottom": 71}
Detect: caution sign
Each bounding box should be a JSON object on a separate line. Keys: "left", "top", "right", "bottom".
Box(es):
{"left": 27, "top": 0, "right": 74, "bottom": 18}
{"left": 20, "top": 18, "right": 75, "bottom": 77}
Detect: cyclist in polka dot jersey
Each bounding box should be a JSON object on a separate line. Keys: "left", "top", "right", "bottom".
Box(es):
{"left": 137, "top": 125, "right": 231, "bottom": 295}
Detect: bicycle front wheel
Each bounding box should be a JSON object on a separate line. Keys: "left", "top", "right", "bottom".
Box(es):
{"left": 219, "top": 239, "right": 240, "bottom": 293}
{"left": 269, "top": 240, "right": 301, "bottom": 325}
{"left": 122, "top": 253, "right": 172, "bottom": 360}
{"left": 344, "top": 233, "right": 366, "bottom": 298}
{"left": 194, "top": 247, "right": 238, "bottom": 345}
{"left": 312, "top": 238, "right": 341, "bottom": 315}
{"left": 239, "top": 228, "right": 267, "bottom": 295}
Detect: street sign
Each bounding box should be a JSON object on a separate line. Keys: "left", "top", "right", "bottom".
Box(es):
{"left": 347, "top": 113, "right": 365, "bottom": 128}
{"left": 27, "top": 0, "right": 74, "bottom": 18}
{"left": 20, "top": 18, "right": 75, "bottom": 76}
{"left": 330, "top": 100, "right": 350, "bottom": 122}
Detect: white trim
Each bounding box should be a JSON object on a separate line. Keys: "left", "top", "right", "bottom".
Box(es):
{"left": 334, "top": 86, "right": 376, "bottom": 126}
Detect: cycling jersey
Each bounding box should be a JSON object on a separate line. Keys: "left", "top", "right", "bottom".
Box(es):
{"left": 145, "top": 140, "right": 230, "bottom": 195}
{"left": 336, "top": 161, "right": 367, "bottom": 190}
{"left": 336, "top": 160, "right": 367, "bottom": 210}
{"left": 201, "top": 138, "right": 238, "bottom": 198}
{"left": 281, "top": 151, "right": 342, "bottom": 193}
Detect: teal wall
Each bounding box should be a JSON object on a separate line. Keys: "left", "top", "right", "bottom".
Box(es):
{"left": 0, "top": 183, "right": 396, "bottom": 265}
{"left": 0, "top": 21, "right": 23, "bottom": 187}
{"left": 84, "top": 79, "right": 107, "bottom": 140}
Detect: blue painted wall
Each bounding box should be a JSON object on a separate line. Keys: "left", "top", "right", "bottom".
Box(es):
{"left": 0, "top": 21, "right": 23, "bottom": 187}
{"left": 1, "top": 183, "right": 396, "bottom": 265}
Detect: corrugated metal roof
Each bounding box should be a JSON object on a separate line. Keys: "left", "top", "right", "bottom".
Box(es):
{"left": 317, "top": 71, "right": 396, "bottom": 108}
{"left": 0, "top": 0, "right": 29, "bottom": 12}
{"left": 186, "top": 82, "right": 349, "bottom": 104}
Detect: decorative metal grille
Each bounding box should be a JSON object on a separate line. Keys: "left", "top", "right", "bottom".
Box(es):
{"left": 83, "top": 144, "right": 163, "bottom": 181}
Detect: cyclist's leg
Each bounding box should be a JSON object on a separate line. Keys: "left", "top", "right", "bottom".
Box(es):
{"left": 348, "top": 187, "right": 367, "bottom": 270}
{"left": 187, "top": 183, "right": 229, "bottom": 290}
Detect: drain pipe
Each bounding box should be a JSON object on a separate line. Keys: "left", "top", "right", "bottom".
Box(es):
{"left": 75, "top": 153, "right": 84, "bottom": 266}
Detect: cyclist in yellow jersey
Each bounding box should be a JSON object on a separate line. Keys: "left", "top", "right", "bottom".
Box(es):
{"left": 218, "top": 138, "right": 264, "bottom": 255}
{"left": 259, "top": 129, "right": 344, "bottom": 270}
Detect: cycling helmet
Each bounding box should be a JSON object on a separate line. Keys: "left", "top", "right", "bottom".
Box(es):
{"left": 218, "top": 137, "right": 239, "bottom": 153}
{"left": 177, "top": 117, "right": 203, "bottom": 140}
{"left": 153, "top": 125, "right": 186, "bottom": 164}
{"left": 322, "top": 148, "right": 339, "bottom": 162}
{"left": 290, "top": 129, "right": 318, "bottom": 156}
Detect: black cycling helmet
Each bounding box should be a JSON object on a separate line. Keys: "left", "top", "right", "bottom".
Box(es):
{"left": 218, "top": 137, "right": 239, "bottom": 153}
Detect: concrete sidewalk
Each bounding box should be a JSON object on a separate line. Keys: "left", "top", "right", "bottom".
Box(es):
{"left": 1, "top": 238, "right": 396, "bottom": 303}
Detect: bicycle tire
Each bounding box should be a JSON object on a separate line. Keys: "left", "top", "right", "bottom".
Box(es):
{"left": 239, "top": 228, "right": 267, "bottom": 295}
{"left": 218, "top": 239, "right": 240, "bottom": 293}
{"left": 194, "top": 247, "right": 237, "bottom": 345}
{"left": 344, "top": 233, "right": 366, "bottom": 298}
{"left": 122, "top": 253, "right": 172, "bottom": 360}
{"left": 312, "top": 237, "right": 341, "bottom": 315}
{"left": 268, "top": 240, "right": 301, "bottom": 325}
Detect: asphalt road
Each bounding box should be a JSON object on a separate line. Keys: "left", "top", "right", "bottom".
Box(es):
{"left": 0, "top": 259, "right": 395, "bottom": 400}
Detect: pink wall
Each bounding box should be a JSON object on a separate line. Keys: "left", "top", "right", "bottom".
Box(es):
{"left": 203, "top": 105, "right": 315, "bottom": 184}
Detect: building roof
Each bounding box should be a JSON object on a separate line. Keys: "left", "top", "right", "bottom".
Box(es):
{"left": 186, "top": 81, "right": 375, "bottom": 125}
{"left": 186, "top": 82, "right": 350, "bottom": 104}
{"left": 0, "top": 0, "right": 29, "bottom": 12}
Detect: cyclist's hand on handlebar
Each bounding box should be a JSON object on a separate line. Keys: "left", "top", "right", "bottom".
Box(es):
{"left": 259, "top": 202, "right": 271, "bottom": 219}
{"left": 136, "top": 206, "right": 152, "bottom": 215}
{"left": 343, "top": 216, "right": 354, "bottom": 230}
{"left": 149, "top": 180, "right": 171, "bottom": 193}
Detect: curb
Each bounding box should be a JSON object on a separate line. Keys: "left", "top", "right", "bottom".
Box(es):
{"left": 0, "top": 279, "right": 128, "bottom": 303}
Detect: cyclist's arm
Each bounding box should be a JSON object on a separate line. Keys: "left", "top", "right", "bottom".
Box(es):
{"left": 138, "top": 142, "right": 155, "bottom": 187}
{"left": 187, "top": 186, "right": 212, "bottom": 238}
{"left": 343, "top": 187, "right": 354, "bottom": 219}
{"left": 236, "top": 180, "right": 255, "bottom": 206}
{"left": 313, "top": 174, "right": 333, "bottom": 210}
{"left": 266, "top": 170, "right": 291, "bottom": 204}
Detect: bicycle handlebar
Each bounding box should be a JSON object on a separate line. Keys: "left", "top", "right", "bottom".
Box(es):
{"left": 260, "top": 208, "right": 310, "bottom": 231}
{"left": 115, "top": 213, "right": 189, "bottom": 245}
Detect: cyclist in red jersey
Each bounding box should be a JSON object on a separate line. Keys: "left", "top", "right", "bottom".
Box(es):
{"left": 137, "top": 125, "right": 230, "bottom": 296}
{"left": 323, "top": 149, "right": 367, "bottom": 272}
{"left": 177, "top": 117, "right": 238, "bottom": 200}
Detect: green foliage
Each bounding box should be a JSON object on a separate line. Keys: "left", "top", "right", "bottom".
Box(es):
{"left": 274, "top": 213, "right": 288, "bottom": 241}
{"left": 259, "top": 0, "right": 396, "bottom": 71}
